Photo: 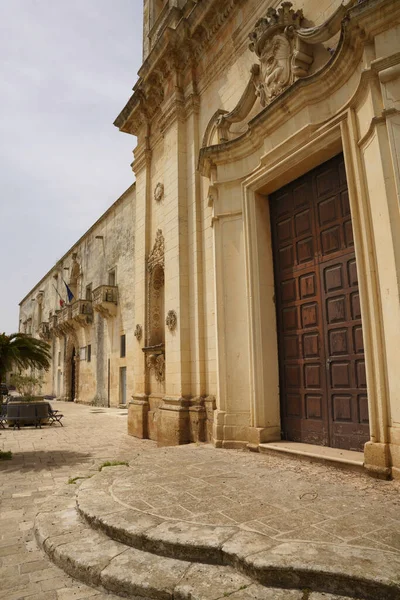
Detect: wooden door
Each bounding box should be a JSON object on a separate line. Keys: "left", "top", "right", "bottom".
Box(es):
{"left": 270, "top": 154, "right": 369, "bottom": 451}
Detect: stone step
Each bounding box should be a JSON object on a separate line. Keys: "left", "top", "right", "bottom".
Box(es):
{"left": 35, "top": 475, "right": 400, "bottom": 600}
{"left": 258, "top": 442, "right": 365, "bottom": 472}
{"left": 34, "top": 492, "right": 306, "bottom": 599}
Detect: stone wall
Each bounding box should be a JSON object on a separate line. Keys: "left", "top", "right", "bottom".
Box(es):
{"left": 19, "top": 184, "right": 136, "bottom": 407}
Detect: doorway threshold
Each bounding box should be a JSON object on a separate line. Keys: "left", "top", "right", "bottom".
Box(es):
{"left": 259, "top": 441, "right": 365, "bottom": 473}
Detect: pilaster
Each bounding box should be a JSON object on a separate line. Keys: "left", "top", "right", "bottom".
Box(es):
{"left": 157, "top": 90, "right": 192, "bottom": 445}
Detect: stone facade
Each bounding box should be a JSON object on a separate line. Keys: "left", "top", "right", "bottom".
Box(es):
{"left": 19, "top": 0, "right": 400, "bottom": 478}
{"left": 19, "top": 185, "right": 136, "bottom": 407}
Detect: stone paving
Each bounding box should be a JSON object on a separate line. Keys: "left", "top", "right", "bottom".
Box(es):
{"left": 1, "top": 401, "right": 400, "bottom": 599}
{"left": 0, "top": 401, "right": 151, "bottom": 600}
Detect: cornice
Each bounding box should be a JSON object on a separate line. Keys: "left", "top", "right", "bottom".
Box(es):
{"left": 114, "top": 0, "right": 244, "bottom": 136}
{"left": 198, "top": 0, "right": 399, "bottom": 177}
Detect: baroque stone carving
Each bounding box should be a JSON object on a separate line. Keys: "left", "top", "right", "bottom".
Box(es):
{"left": 166, "top": 310, "right": 177, "bottom": 332}
{"left": 134, "top": 324, "right": 143, "bottom": 341}
{"left": 211, "top": 0, "right": 355, "bottom": 145}
{"left": 146, "top": 353, "right": 165, "bottom": 383}
{"left": 147, "top": 230, "right": 165, "bottom": 347}
{"left": 248, "top": 2, "right": 311, "bottom": 107}
{"left": 154, "top": 182, "right": 164, "bottom": 203}
{"left": 148, "top": 229, "right": 165, "bottom": 272}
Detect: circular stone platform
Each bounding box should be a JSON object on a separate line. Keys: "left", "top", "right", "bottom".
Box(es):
{"left": 73, "top": 445, "right": 400, "bottom": 599}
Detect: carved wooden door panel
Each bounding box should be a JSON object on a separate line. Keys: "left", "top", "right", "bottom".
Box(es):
{"left": 270, "top": 154, "right": 369, "bottom": 450}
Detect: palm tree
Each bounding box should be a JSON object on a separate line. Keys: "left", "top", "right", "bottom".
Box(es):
{"left": 0, "top": 333, "right": 51, "bottom": 386}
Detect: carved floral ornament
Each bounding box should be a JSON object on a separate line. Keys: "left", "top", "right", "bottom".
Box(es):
{"left": 166, "top": 310, "right": 177, "bottom": 332}
{"left": 214, "top": 0, "right": 357, "bottom": 144}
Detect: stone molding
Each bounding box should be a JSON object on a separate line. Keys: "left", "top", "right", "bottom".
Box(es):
{"left": 114, "top": 0, "right": 246, "bottom": 135}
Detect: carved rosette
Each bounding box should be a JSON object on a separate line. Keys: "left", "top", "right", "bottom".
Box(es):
{"left": 154, "top": 182, "right": 164, "bottom": 203}
{"left": 166, "top": 310, "right": 177, "bottom": 332}
{"left": 146, "top": 353, "right": 165, "bottom": 383}
{"left": 134, "top": 324, "right": 143, "bottom": 341}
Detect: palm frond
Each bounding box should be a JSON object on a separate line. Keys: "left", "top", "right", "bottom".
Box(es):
{"left": 0, "top": 333, "right": 51, "bottom": 384}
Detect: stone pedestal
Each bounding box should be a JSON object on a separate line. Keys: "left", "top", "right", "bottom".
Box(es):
{"left": 128, "top": 395, "right": 149, "bottom": 439}
{"left": 157, "top": 397, "right": 190, "bottom": 446}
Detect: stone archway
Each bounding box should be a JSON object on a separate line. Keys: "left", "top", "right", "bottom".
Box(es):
{"left": 64, "top": 334, "right": 80, "bottom": 402}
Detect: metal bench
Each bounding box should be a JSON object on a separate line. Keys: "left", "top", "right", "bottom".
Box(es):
{"left": 47, "top": 404, "right": 64, "bottom": 426}
{"left": 6, "top": 403, "right": 49, "bottom": 429}
{"left": 0, "top": 404, "right": 7, "bottom": 429}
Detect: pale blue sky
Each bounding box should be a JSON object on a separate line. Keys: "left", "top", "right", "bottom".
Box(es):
{"left": 0, "top": 0, "right": 143, "bottom": 332}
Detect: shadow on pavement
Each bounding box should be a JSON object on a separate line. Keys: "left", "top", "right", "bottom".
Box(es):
{"left": 0, "top": 450, "right": 93, "bottom": 472}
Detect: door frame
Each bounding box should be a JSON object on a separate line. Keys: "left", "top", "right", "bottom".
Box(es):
{"left": 241, "top": 118, "right": 388, "bottom": 454}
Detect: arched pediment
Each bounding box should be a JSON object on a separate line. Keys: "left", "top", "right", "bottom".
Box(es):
{"left": 201, "top": 0, "right": 357, "bottom": 152}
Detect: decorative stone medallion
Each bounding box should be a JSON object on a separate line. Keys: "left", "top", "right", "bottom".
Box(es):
{"left": 154, "top": 182, "right": 164, "bottom": 203}
{"left": 134, "top": 324, "right": 143, "bottom": 341}
{"left": 166, "top": 310, "right": 177, "bottom": 332}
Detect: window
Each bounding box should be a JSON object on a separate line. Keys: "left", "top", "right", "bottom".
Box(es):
{"left": 58, "top": 352, "right": 61, "bottom": 366}
{"left": 108, "top": 270, "right": 116, "bottom": 286}
{"left": 80, "top": 347, "right": 87, "bottom": 361}
{"left": 87, "top": 344, "right": 91, "bottom": 363}
{"left": 86, "top": 284, "right": 92, "bottom": 301}
{"left": 120, "top": 335, "right": 126, "bottom": 358}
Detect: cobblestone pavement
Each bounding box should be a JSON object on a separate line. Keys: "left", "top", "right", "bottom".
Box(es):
{"left": 1, "top": 401, "right": 400, "bottom": 599}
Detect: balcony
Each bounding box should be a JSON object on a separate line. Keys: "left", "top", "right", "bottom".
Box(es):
{"left": 57, "top": 305, "right": 74, "bottom": 334}
{"left": 71, "top": 299, "right": 93, "bottom": 327}
{"left": 38, "top": 322, "right": 50, "bottom": 341}
{"left": 92, "top": 285, "right": 118, "bottom": 318}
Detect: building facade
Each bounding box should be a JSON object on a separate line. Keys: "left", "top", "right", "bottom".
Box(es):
{"left": 19, "top": 184, "right": 136, "bottom": 407}
{"left": 20, "top": 0, "right": 400, "bottom": 479}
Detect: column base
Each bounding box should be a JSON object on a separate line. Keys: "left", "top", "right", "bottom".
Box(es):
{"left": 363, "top": 441, "right": 392, "bottom": 479}
{"left": 157, "top": 396, "right": 191, "bottom": 447}
{"left": 212, "top": 410, "right": 281, "bottom": 449}
{"left": 128, "top": 394, "right": 149, "bottom": 439}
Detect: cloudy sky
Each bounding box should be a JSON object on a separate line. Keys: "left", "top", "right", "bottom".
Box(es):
{"left": 0, "top": 0, "right": 143, "bottom": 332}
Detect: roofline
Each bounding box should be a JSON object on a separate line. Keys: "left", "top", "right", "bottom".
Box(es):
{"left": 19, "top": 182, "right": 136, "bottom": 307}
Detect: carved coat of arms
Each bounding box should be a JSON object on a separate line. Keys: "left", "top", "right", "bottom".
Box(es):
{"left": 205, "top": 0, "right": 356, "bottom": 146}
{"left": 249, "top": 2, "right": 312, "bottom": 107}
